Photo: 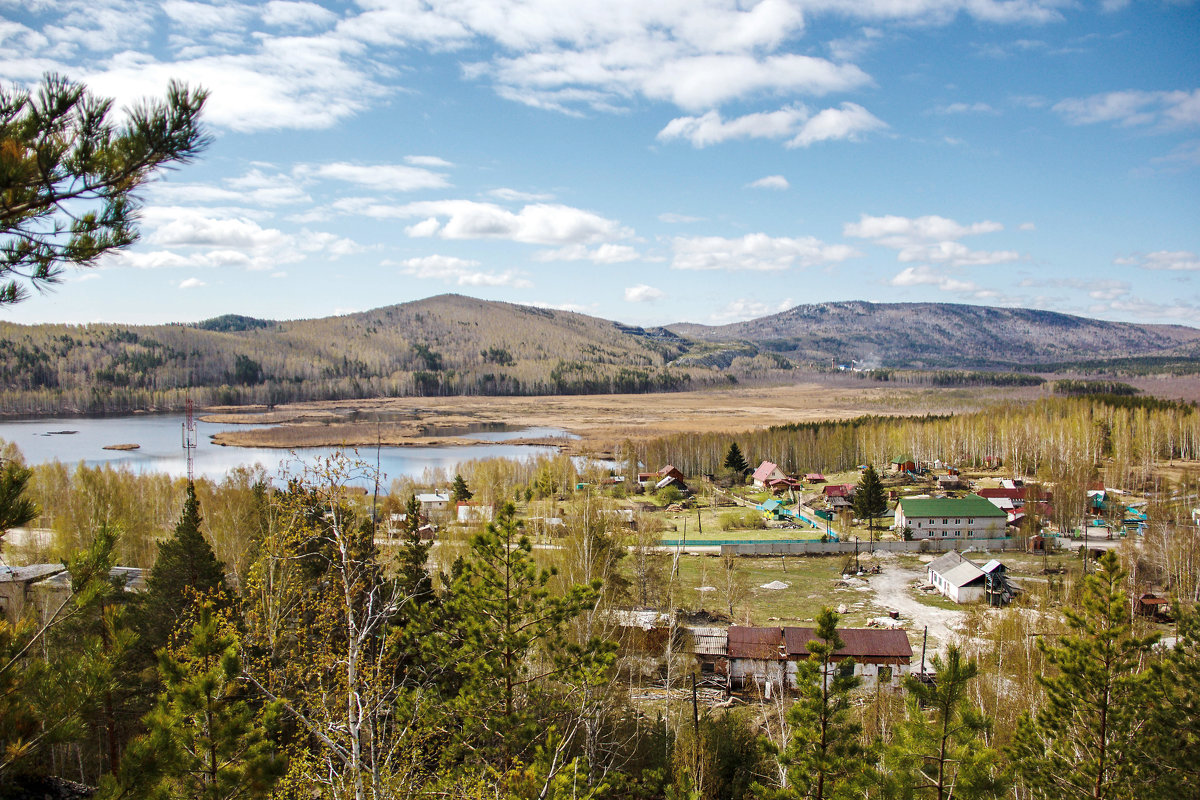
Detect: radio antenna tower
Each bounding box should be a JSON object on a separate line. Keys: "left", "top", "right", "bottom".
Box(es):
{"left": 182, "top": 397, "right": 197, "bottom": 485}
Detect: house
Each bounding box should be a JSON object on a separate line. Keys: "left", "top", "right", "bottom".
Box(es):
{"left": 782, "top": 626, "right": 912, "bottom": 688}
{"left": 0, "top": 564, "right": 66, "bottom": 623}
{"left": 937, "top": 474, "right": 967, "bottom": 490}
{"left": 766, "top": 477, "right": 803, "bottom": 493}
{"left": 804, "top": 473, "right": 826, "bottom": 483}
{"left": 890, "top": 457, "right": 917, "bottom": 474}
{"left": 752, "top": 461, "right": 788, "bottom": 488}
{"left": 416, "top": 492, "right": 450, "bottom": 514}
{"left": 655, "top": 474, "right": 688, "bottom": 492}
{"left": 658, "top": 465, "right": 686, "bottom": 483}
{"left": 727, "top": 626, "right": 787, "bottom": 692}
{"left": 823, "top": 484, "right": 854, "bottom": 499}
{"left": 760, "top": 499, "right": 787, "bottom": 519}
{"left": 636, "top": 472, "right": 658, "bottom": 486}
{"left": 457, "top": 503, "right": 495, "bottom": 524}
{"left": 1136, "top": 593, "right": 1171, "bottom": 621}
{"left": 685, "top": 626, "right": 730, "bottom": 675}
{"left": 2, "top": 564, "right": 145, "bottom": 624}
{"left": 894, "top": 495, "right": 1007, "bottom": 540}
{"left": 927, "top": 552, "right": 1012, "bottom": 604}
{"left": 727, "top": 625, "right": 913, "bottom": 691}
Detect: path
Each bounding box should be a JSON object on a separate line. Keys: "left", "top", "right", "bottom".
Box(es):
{"left": 863, "top": 552, "right": 965, "bottom": 667}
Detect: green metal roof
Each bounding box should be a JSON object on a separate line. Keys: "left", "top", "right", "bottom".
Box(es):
{"left": 897, "top": 494, "right": 1006, "bottom": 518}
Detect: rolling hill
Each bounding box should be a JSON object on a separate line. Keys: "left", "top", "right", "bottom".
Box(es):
{"left": 2, "top": 295, "right": 1198, "bottom": 416}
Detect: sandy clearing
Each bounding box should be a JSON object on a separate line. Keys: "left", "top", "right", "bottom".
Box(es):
{"left": 863, "top": 552, "right": 966, "bottom": 668}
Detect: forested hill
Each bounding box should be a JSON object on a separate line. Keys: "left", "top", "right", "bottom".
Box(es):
{"left": 0, "top": 294, "right": 715, "bottom": 415}
{"left": 669, "top": 301, "right": 1200, "bottom": 369}
{"left": 3, "top": 294, "right": 1200, "bottom": 416}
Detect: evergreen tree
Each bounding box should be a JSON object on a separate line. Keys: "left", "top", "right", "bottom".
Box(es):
{"left": 139, "top": 484, "right": 229, "bottom": 654}
{"left": 853, "top": 465, "right": 887, "bottom": 541}
{"left": 1143, "top": 605, "right": 1200, "bottom": 796}
{"left": 1, "top": 74, "right": 208, "bottom": 307}
{"left": 101, "top": 604, "right": 284, "bottom": 800}
{"left": 724, "top": 442, "right": 749, "bottom": 475}
{"left": 1009, "top": 551, "right": 1158, "bottom": 800}
{"left": 396, "top": 494, "right": 434, "bottom": 608}
{"left": 0, "top": 460, "right": 38, "bottom": 542}
{"left": 771, "top": 608, "right": 870, "bottom": 800}
{"left": 451, "top": 473, "right": 473, "bottom": 504}
{"left": 885, "top": 645, "right": 1007, "bottom": 800}
{"left": 437, "top": 503, "right": 601, "bottom": 773}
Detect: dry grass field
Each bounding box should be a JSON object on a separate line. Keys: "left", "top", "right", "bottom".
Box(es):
{"left": 202, "top": 379, "right": 1036, "bottom": 456}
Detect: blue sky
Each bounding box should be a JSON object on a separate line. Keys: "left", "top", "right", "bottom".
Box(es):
{"left": 2, "top": 0, "right": 1198, "bottom": 328}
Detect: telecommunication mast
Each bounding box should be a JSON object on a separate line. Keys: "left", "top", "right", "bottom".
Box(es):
{"left": 182, "top": 397, "right": 197, "bottom": 484}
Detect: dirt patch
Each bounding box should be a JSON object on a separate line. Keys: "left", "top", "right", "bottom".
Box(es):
{"left": 862, "top": 552, "right": 966, "bottom": 666}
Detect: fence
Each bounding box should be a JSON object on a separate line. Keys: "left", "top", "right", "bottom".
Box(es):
{"left": 720, "top": 537, "right": 1036, "bottom": 557}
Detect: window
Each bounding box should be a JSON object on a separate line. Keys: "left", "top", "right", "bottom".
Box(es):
{"left": 943, "top": 518, "right": 948, "bottom": 524}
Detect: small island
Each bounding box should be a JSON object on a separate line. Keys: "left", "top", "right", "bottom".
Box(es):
{"left": 102, "top": 443, "right": 140, "bottom": 451}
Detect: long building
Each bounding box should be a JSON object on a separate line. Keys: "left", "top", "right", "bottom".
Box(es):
{"left": 727, "top": 625, "right": 912, "bottom": 691}
{"left": 894, "top": 494, "right": 1007, "bottom": 540}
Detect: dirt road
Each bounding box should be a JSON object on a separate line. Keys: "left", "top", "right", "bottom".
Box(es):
{"left": 865, "top": 552, "right": 966, "bottom": 669}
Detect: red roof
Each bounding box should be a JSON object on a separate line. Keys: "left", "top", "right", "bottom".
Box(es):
{"left": 978, "top": 487, "right": 1026, "bottom": 501}
{"left": 823, "top": 484, "right": 853, "bottom": 497}
{"left": 782, "top": 627, "right": 912, "bottom": 662}
{"left": 752, "top": 461, "right": 781, "bottom": 483}
{"left": 805, "top": 473, "right": 826, "bottom": 482}
{"left": 727, "top": 626, "right": 784, "bottom": 660}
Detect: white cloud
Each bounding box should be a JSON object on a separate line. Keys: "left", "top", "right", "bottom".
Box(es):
{"left": 658, "top": 107, "right": 808, "bottom": 147}
{"left": 342, "top": 199, "right": 631, "bottom": 246}
{"left": 748, "top": 175, "right": 789, "bottom": 190}
{"left": 1117, "top": 250, "right": 1200, "bottom": 272}
{"left": 405, "top": 155, "right": 455, "bottom": 168}
{"left": 671, "top": 233, "right": 858, "bottom": 271}
{"left": 179, "top": 277, "right": 206, "bottom": 289}
{"left": 535, "top": 244, "right": 640, "bottom": 263}
{"left": 847, "top": 213, "right": 1017, "bottom": 267}
{"left": 295, "top": 162, "right": 450, "bottom": 192}
{"left": 657, "top": 103, "right": 885, "bottom": 148}
{"left": 162, "top": 0, "right": 256, "bottom": 32}
{"left": 934, "top": 101, "right": 998, "bottom": 115}
{"left": 261, "top": 1, "right": 337, "bottom": 29}
{"left": 889, "top": 266, "right": 997, "bottom": 298}
{"left": 1019, "top": 222, "right": 1037, "bottom": 231}
{"left": 528, "top": 301, "right": 594, "bottom": 313}
{"left": 394, "top": 255, "right": 533, "bottom": 288}
{"left": 625, "top": 284, "right": 665, "bottom": 302}
{"left": 1054, "top": 89, "right": 1200, "bottom": 129}
{"left": 659, "top": 212, "right": 704, "bottom": 224}
{"left": 711, "top": 297, "right": 794, "bottom": 323}
{"left": 488, "top": 187, "right": 555, "bottom": 202}
{"left": 788, "top": 102, "right": 887, "bottom": 147}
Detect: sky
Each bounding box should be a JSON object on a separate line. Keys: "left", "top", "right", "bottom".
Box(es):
{"left": 2, "top": 0, "right": 1198, "bottom": 330}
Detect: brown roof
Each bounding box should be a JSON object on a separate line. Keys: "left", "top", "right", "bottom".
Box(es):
{"left": 782, "top": 627, "right": 912, "bottom": 662}
{"left": 727, "top": 626, "right": 785, "bottom": 660}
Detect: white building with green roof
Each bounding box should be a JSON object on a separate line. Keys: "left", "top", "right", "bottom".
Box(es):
{"left": 895, "top": 495, "right": 1007, "bottom": 540}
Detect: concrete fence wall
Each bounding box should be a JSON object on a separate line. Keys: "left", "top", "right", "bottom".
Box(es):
{"left": 720, "top": 537, "right": 1032, "bottom": 557}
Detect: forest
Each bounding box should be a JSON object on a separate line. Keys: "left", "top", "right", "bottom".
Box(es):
{"left": 1, "top": 390, "right": 1198, "bottom": 799}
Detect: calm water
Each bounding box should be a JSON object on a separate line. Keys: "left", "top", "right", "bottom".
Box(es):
{"left": 0, "top": 414, "right": 572, "bottom": 486}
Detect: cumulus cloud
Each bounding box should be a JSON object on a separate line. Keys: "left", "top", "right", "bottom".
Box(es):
{"left": 179, "top": 277, "right": 206, "bottom": 289}
{"left": 1053, "top": 88, "right": 1200, "bottom": 129}
{"left": 890, "top": 265, "right": 997, "bottom": 298}
{"left": 748, "top": 175, "right": 790, "bottom": 190}
{"left": 657, "top": 103, "right": 885, "bottom": 148}
{"left": 340, "top": 199, "right": 631, "bottom": 246}
{"left": 394, "top": 254, "right": 532, "bottom": 288}
{"left": 1116, "top": 250, "right": 1200, "bottom": 271}
{"left": 625, "top": 284, "right": 665, "bottom": 302}
{"left": 711, "top": 297, "right": 795, "bottom": 323}
{"left": 671, "top": 233, "right": 858, "bottom": 271}
{"left": 845, "top": 213, "right": 1018, "bottom": 267}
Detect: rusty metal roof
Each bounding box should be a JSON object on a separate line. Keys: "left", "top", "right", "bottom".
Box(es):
{"left": 727, "top": 626, "right": 784, "bottom": 660}
{"left": 782, "top": 627, "right": 913, "bottom": 661}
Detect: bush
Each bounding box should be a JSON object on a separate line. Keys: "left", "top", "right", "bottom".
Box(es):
{"left": 718, "top": 510, "right": 766, "bottom": 531}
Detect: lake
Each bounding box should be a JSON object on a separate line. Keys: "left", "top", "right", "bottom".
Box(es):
{"left": 0, "top": 414, "right": 572, "bottom": 486}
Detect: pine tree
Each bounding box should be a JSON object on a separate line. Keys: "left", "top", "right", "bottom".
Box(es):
{"left": 1, "top": 74, "right": 208, "bottom": 307}
{"left": 451, "top": 473, "right": 473, "bottom": 504}
{"left": 101, "top": 604, "right": 284, "bottom": 800}
{"left": 1009, "top": 550, "right": 1158, "bottom": 800}
{"left": 0, "top": 460, "right": 38, "bottom": 542}
{"left": 853, "top": 465, "right": 887, "bottom": 541}
{"left": 139, "top": 484, "right": 229, "bottom": 654}
{"left": 885, "top": 645, "right": 1007, "bottom": 800}
{"left": 724, "top": 442, "right": 749, "bottom": 475}
{"left": 778, "top": 608, "right": 870, "bottom": 800}
{"left": 437, "top": 503, "right": 601, "bottom": 773}
{"left": 1143, "top": 605, "right": 1200, "bottom": 796}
